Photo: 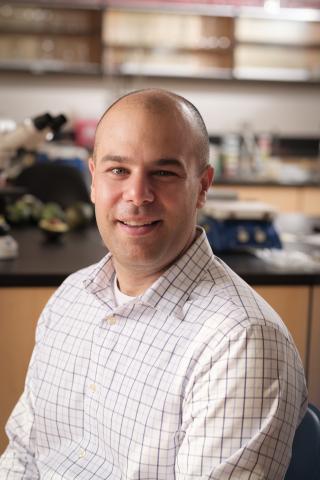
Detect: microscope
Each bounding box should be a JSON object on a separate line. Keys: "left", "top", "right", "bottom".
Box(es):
{"left": 0, "top": 112, "right": 67, "bottom": 177}
{"left": 0, "top": 112, "right": 67, "bottom": 258}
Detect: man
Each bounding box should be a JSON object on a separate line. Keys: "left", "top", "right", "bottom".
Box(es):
{"left": 0, "top": 89, "right": 307, "bottom": 479}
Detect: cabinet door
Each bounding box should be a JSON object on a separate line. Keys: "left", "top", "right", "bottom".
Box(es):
{"left": 102, "top": 9, "right": 234, "bottom": 77}
{"left": 254, "top": 285, "right": 309, "bottom": 368}
{"left": 0, "top": 287, "right": 55, "bottom": 453}
{"left": 308, "top": 286, "right": 320, "bottom": 409}
{"left": 212, "top": 185, "right": 300, "bottom": 213}
{"left": 300, "top": 187, "right": 320, "bottom": 216}
{"left": 0, "top": 6, "right": 101, "bottom": 74}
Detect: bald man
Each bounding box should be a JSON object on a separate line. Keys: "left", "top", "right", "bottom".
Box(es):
{"left": 1, "top": 89, "right": 307, "bottom": 479}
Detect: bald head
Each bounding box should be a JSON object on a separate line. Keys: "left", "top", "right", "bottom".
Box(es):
{"left": 93, "top": 89, "right": 209, "bottom": 173}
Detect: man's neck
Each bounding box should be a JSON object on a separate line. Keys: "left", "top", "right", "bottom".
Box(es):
{"left": 113, "top": 265, "right": 162, "bottom": 297}
{"left": 112, "top": 229, "right": 201, "bottom": 296}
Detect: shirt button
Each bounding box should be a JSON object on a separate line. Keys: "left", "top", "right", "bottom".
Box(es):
{"left": 106, "top": 315, "right": 117, "bottom": 326}
{"left": 79, "top": 448, "right": 86, "bottom": 459}
{"left": 89, "top": 383, "right": 97, "bottom": 393}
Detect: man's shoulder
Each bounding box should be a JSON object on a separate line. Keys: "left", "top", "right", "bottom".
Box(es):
{"left": 36, "top": 255, "right": 111, "bottom": 337}
{"left": 188, "top": 253, "right": 289, "bottom": 340}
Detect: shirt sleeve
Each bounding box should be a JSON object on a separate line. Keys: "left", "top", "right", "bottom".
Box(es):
{"left": 175, "top": 323, "right": 308, "bottom": 480}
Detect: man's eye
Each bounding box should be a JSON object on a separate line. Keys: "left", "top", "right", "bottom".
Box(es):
{"left": 154, "top": 170, "right": 176, "bottom": 177}
{"left": 111, "top": 167, "right": 127, "bottom": 175}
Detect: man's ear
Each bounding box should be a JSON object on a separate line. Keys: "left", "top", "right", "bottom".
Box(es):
{"left": 88, "top": 157, "right": 96, "bottom": 204}
{"left": 197, "top": 166, "right": 214, "bottom": 209}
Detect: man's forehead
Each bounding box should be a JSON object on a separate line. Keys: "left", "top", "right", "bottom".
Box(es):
{"left": 93, "top": 91, "right": 203, "bottom": 168}
{"left": 99, "top": 92, "right": 188, "bottom": 127}
{"left": 96, "top": 101, "right": 191, "bottom": 145}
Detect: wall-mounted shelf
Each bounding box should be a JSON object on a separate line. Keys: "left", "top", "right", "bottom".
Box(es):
{"left": 0, "top": 2, "right": 320, "bottom": 83}
{"left": 0, "top": 4, "right": 102, "bottom": 75}
{"left": 0, "top": 59, "right": 102, "bottom": 75}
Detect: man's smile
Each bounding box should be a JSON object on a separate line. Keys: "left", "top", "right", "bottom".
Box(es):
{"left": 117, "top": 219, "right": 162, "bottom": 235}
{"left": 119, "top": 220, "right": 160, "bottom": 226}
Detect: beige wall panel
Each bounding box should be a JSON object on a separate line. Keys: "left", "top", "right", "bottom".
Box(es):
{"left": 213, "top": 185, "right": 300, "bottom": 213}
{"left": 0, "top": 287, "right": 55, "bottom": 453}
{"left": 254, "top": 285, "right": 309, "bottom": 369}
{"left": 308, "top": 286, "right": 320, "bottom": 409}
{"left": 235, "top": 18, "right": 320, "bottom": 45}
{"left": 300, "top": 187, "right": 320, "bottom": 216}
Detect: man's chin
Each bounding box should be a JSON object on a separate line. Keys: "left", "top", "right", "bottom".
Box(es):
{"left": 110, "top": 244, "right": 171, "bottom": 273}
{"left": 117, "top": 250, "right": 162, "bottom": 268}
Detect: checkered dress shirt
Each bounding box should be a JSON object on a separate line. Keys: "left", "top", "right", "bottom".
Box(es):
{"left": 0, "top": 229, "right": 307, "bottom": 479}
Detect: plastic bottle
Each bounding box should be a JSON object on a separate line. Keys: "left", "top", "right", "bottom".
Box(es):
{"left": 221, "top": 133, "right": 240, "bottom": 179}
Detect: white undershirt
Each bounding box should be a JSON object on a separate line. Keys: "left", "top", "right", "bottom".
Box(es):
{"left": 113, "top": 274, "right": 137, "bottom": 306}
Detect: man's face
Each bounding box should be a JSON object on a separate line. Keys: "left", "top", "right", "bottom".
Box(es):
{"left": 89, "top": 100, "right": 213, "bottom": 278}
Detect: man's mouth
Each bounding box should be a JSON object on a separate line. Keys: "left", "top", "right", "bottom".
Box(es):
{"left": 117, "top": 219, "right": 161, "bottom": 235}
{"left": 119, "top": 220, "right": 160, "bottom": 227}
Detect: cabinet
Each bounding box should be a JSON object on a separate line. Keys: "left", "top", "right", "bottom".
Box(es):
{"left": 308, "top": 286, "right": 320, "bottom": 408}
{"left": 254, "top": 285, "right": 309, "bottom": 368}
{"left": 212, "top": 184, "right": 320, "bottom": 215}
{"left": 102, "top": 6, "right": 320, "bottom": 82}
{"left": 0, "top": 4, "right": 102, "bottom": 74}
{"left": 102, "top": 8, "right": 234, "bottom": 78}
{"left": 0, "top": 3, "right": 320, "bottom": 82}
{"left": 300, "top": 187, "right": 320, "bottom": 215}
{"left": 255, "top": 285, "right": 320, "bottom": 410}
{"left": 234, "top": 15, "right": 320, "bottom": 81}
{"left": 0, "top": 287, "right": 54, "bottom": 454}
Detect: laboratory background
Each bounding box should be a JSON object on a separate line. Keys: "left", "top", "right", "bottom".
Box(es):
{"left": 0, "top": 0, "right": 320, "bottom": 454}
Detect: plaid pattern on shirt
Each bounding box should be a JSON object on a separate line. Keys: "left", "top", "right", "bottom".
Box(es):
{"left": 0, "top": 229, "right": 307, "bottom": 479}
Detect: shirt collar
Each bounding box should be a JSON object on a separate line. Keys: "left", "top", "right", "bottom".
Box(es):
{"left": 84, "top": 227, "right": 214, "bottom": 319}
{"left": 138, "top": 228, "right": 214, "bottom": 319}
{"left": 83, "top": 253, "right": 116, "bottom": 308}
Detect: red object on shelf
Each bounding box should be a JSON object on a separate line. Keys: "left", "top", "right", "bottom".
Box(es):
{"left": 106, "top": 0, "right": 261, "bottom": 4}
{"left": 74, "top": 119, "right": 98, "bottom": 149}
{"left": 104, "top": 0, "right": 320, "bottom": 7}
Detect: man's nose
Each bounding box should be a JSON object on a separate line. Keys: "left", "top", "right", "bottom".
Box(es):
{"left": 122, "top": 173, "right": 155, "bottom": 206}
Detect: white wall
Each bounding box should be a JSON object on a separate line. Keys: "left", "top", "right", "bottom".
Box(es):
{"left": 0, "top": 72, "right": 319, "bottom": 136}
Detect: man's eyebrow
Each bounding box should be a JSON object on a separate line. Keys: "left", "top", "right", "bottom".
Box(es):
{"left": 99, "top": 155, "right": 185, "bottom": 170}
{"left": 153, "top": 158, "right": 185, "bottom": 169}
{"left": 100, "top": 155, "right": 129, "bottom": 163}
